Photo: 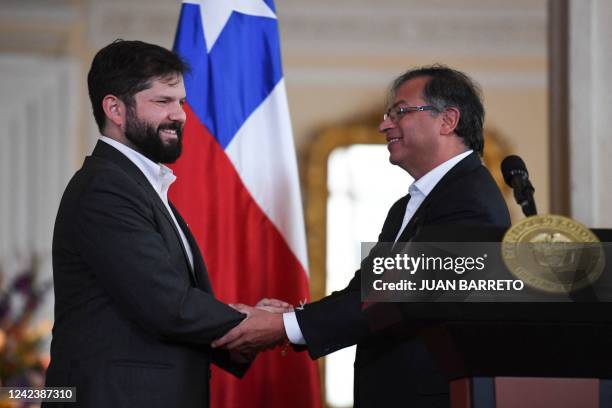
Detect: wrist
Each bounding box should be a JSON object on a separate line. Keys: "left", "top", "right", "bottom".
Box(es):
{"left": 274, "top": 312, "right": 288, "bottom": 341}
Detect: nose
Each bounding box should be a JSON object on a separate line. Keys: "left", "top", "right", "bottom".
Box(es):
{"left": 379, "top": 116, "right": 395, "bottom": 133}
{"left": 169, "top": 102, "right": 187, "bottom": 124}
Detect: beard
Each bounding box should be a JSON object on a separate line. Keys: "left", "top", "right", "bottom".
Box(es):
{"left": 124, "top": 108, "right": 183, "bottom": 164}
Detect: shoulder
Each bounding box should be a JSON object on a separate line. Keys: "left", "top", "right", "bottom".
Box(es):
{"left": 425, "top": 163, "right": 510, "bottom": 227}
{"left": 60, "top": 156, "right": 151, "bottom": 215}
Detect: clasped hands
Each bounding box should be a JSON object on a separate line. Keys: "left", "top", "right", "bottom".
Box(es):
{"left": 212, "top": 298, "right": 293, "bottom": 361}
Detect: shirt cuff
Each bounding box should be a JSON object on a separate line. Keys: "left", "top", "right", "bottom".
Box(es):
{"left": 282, "top": 311, "right": 306, "bottom": 345}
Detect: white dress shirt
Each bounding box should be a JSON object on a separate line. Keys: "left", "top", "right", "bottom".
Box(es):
{"left": 283, "top": 149, "right": 473, "bottom": 345}
{"left": 99, "top": 136, "right": 194, "bottom": 270}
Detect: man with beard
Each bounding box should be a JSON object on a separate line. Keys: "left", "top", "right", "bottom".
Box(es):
{"left": 44, "top": 40, "right": 250, "bottom": 408}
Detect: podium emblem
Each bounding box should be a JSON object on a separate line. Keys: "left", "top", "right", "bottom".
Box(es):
{"left": 502, "top": 215, "right": 605, "bottom": 293}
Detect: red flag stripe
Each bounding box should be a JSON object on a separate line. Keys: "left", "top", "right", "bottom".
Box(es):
{"left": 169, "top": 104, "right": 321, "bottom": 408}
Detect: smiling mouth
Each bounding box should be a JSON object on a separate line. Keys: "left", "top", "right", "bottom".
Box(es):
{"left": 387, "top": 137, "right": 401, "bottom": 145}
{"left": 160, "top": 128, "right": 178, "bottom": 138}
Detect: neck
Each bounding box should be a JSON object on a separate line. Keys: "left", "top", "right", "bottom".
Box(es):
{"left": 409, "top": 146, "right": 469, "bottom": 180}
{"left": 102, "top": 127, "right": 138, "bottom": 152}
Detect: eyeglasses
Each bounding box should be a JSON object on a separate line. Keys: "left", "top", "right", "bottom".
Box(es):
{"left": 383, "top": 105, "right": 438, "bottom": 123}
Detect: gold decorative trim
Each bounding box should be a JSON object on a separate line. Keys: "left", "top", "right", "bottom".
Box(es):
{"left": 306, "top": 120, "right": 385, "bottom": 303}
{"left": 305, "top": 115, "right": 383, "bottom": 408}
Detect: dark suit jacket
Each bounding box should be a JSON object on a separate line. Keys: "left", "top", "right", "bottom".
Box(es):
{"left": 296, "top": 152, "right": 511, "bottom": 408}
{"left": 44, "top": 141, "right": 246, "bottom": 408}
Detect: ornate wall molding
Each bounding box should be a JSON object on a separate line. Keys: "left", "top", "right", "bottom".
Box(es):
{"left": 0, "top": 1, "right": 82, "bottom": 55}
{"left": 286, "top": 67, "right": 546, "bottom": 88}
{"left": 278, "top": 0, "right": 546, "bottom": 57}
{"left": 0, "top": 55, "right": 80, "bottom": 276}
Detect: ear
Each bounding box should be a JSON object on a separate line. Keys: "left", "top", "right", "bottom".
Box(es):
{"left": 101, "top": 95, "right": 126, "bottom": 130}
{"left": 440, "top": 107, "right": 460, "bottom": 135}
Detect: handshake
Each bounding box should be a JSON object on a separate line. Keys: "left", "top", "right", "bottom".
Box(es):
{"left": 212, "top": 298, "right": 295, "bottom": 361}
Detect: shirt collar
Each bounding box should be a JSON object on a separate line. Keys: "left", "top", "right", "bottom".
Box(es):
{"left": 409, "top": 150, "right": 473, "bottom": 197}
{"left": 99, "top": 136, "right": 176, "bottom": 195}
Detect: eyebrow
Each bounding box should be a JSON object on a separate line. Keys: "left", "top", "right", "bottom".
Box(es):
{"left": 152, "top": 95, "right": 186, "bottom": 101}
{"left": 388, "top": 99, "right": 407, "bottom": 109}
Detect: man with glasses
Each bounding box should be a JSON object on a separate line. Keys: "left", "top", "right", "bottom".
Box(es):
{"left": 213, "top": 65, "right": 511, "bottom": 408}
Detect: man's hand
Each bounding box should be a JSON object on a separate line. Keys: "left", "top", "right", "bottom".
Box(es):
{"left": 256, "top": 298, "right": 294, "bottom": 313}
{"left": 211, "top": 304, "right": 287, "bottom": 354}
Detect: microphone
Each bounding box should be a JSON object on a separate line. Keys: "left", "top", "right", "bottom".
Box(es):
{"left": 501, "top": 155, "right": 537, "bottom": 217}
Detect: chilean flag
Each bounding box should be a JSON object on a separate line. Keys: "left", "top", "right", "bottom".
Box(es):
{"left": 170, "top": 1, "right": 321, "bottom": 407}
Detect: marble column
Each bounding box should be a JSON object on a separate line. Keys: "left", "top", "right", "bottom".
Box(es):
{"left": 569, "top": 0, "right": 612, "bottom": 228}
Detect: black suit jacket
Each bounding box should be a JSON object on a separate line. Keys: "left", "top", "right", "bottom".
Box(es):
{"left": 44, "top": 141, "right": 246, "bottom": 408}
{"left": 296, "top": 152, "right": 511, "bottom": 408}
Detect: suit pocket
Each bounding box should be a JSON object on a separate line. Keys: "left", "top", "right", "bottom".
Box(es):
{"left": 108, "top": 360, "right": 176, "bottom": 407}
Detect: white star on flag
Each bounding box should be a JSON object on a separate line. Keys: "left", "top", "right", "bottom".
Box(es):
{"left": 183, "top": 0, "right": 277, "bottom": 53}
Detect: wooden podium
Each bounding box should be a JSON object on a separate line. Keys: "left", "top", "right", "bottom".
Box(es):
{"left": 420, "top": 320, "right": 612, "bottom": 408}
{"left": 410, "top": 227, "right": 612, "bottom": 408}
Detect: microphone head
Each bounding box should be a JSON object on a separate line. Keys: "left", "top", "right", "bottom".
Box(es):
{"left": 501, "top": 155, "right": 528, "bottom": 187}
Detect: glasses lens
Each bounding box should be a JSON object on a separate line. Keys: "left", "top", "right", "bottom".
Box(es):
{"left": 384, "top": 109, "right": 392, "bottom": 122}
{"left": 384, "top": 108, "right": 396, "bottom": 122}
{"left": 385, "top": 106, "right": 433, "bottom": 122}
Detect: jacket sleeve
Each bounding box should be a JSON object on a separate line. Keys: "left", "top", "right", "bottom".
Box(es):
{"left": 76, "top": 169, "right": 244, "bottom": 344}
{"left": 295, "top": 196, "right": 409, "bottom": 359}
{"left": 210, "top": 348, "right": 250, "bottom": 378}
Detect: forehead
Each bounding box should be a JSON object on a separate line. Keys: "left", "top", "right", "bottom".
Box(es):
{"left": 138, "top": 74, "right": 186, "bottom": 97}
{"left": 392, "top": 76, "right": 429, "bottom": 103}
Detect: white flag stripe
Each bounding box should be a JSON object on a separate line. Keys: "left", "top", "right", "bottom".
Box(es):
{"left": 225, "top": 79, "right": 309, "bottom": 274}
{"left": 182, "top": 0, "right": 277, "bottom": 53}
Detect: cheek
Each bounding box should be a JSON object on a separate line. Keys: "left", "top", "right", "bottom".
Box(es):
{"left": 398, "top": 123, "right": 417, "bottom": 143}
{"left": 136, "top": 105, "right": 165, "bottom": 121}
{"left": 403, "top": 120, "right": 430, "bottom": 140}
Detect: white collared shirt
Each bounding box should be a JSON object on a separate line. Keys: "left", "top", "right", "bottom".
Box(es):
{"left": 283, "top": 149, "right": 474, "bottom": 345}
{"left": 99, "top": 136, "right": 194, "bottom": 270}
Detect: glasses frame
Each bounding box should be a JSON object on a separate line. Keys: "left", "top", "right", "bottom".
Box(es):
{"left": 383, "top": 105, "right": 438, "bottom": 123}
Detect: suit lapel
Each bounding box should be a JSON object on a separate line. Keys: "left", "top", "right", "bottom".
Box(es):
{"left": 150, "top": 198, "right": 199, "bottom": 286}
{"left": 396, "top": 152, "right": 482, "bottom": 242}
{"left": 169, "top": 203, "right": 213, "bottom": 293}
{"left": 91, "top": 141, "right": 201, "bottom": 288}
{"left": 381, "top": 194, "right": 410, "bottom": 242}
